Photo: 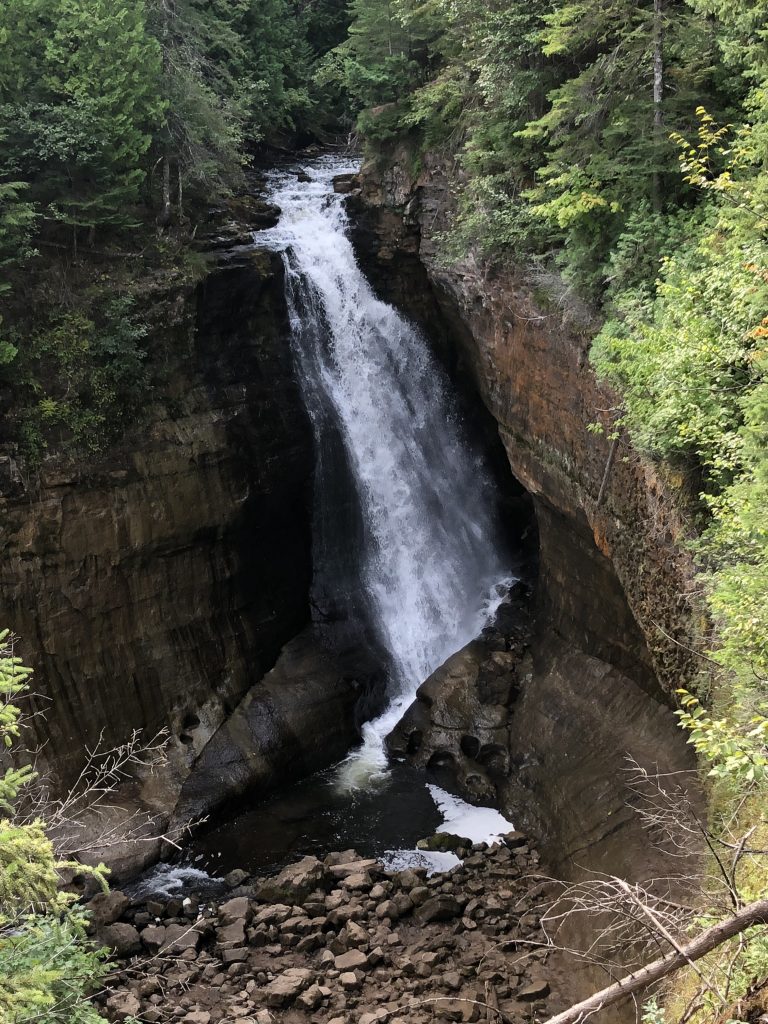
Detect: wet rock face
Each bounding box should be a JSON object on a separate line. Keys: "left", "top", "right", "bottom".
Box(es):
{"left": 97, "top": 840, "right": 574, "bottom": 1024}
{"left": 174, "top": 629, "right": 383, "bottom": 826}
{"left": 0, "top": 244, "right": 317, "bottom": 855}
{"left": 387, "top": 585, "right": 533, "bottom": 805}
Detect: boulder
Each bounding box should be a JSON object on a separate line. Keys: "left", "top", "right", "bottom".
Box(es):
{"left": 216, "top": 921, "right": 246, "bottom": 947}
{"left": 264, "top": 967, "right": 314, "bottom": 1007}
{"left": 376, "top": 899, "right": 400, "bottom": 921}
{"left": 416, "top": 895, "right": 462, "bottom": 924}
{"left": 296, "top": 983, "right": 324, "bottom": 1010}
{"left": 345, "top": 920, "right": 369, "bottom": 947}
{"left": 218, "top": 895, "right": 252, "bottom": 925}
{"left": 88, "top": 890, "right": 130, "bottom": 927}
{"left": 94, "top": 923, "right": 142, "bottom": 958}
{"left": 163, "top": 922, "right": 202, "bottom": 952}
{"left": 255, "top": 855, "right": 328, "bottom": 904}
{"left": 253, "top": 903, "right": 292, "bottom": 926}
{"left": 433, "top": 997, "right": 479, "bottom": 1023}
{"left": 105, "top": 991, "right": 141, "bottom": 1020}
{"left": 221, "top": 947, "right": 249, "bottom": 963}
{"left": 518, "top": 978, "right": 550, "bottom": 1001}
{"left": 334, "top": 948, "right": 368, "bottom": 971}
{"left": 174, "top": 633, "right": 372, "bottom": 825}
{"left": 328, "top": 858, "right": 381, "bottom": 879}
{"left": 340, "top": 872, "right": 372, "bottom": 892}
{"left": 417, "top": 832, "right": 471, "bottom": 853}
{"left": 140, "top": 924, "right": 167, "bottom": 952}
{"left": 395, "top": 869, "right": 425, "bottom": 890}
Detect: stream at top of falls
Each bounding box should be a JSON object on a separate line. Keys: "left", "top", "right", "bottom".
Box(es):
{"left": 130, "top": 155, "right": 520, "bottom": 900}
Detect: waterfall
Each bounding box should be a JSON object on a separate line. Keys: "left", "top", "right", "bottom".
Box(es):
{"left": 258, "top": 157, "right": 511, "bottom": 788}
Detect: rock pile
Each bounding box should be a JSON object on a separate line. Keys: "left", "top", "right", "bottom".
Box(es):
{"left": 96, "top": 834, "right": 568, "bottom": 1024}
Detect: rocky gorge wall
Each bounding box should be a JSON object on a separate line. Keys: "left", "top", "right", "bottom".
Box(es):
{"left": 0, "top": 233, "right": 372, "bottom": 874}
{"left": 347, "top": 153, "right": 703, "bottom": 881}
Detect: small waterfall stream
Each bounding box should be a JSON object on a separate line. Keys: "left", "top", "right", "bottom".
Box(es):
{"left": 261, "top": 157, "right": 512, "bottom": 789}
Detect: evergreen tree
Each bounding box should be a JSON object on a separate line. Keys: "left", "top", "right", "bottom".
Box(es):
{"left": 0, "top": 0, "right": 163, "bottom": 244}
{"left": 0, "top": 630, "right": 110, "bottom": 1021}
{"left": 333, "top": 0, "right": 442, "bottom": 113}
{"left": 519, "top": 0, "right": 724, "bottom": 290}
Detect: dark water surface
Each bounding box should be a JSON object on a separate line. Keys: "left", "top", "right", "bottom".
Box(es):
{"left": 188, "top": 761, "right": 446, "bottom": 879}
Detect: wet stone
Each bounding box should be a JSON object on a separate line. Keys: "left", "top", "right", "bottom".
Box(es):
{"left": 334, "top": 948, "right": 368, "bottom": 971}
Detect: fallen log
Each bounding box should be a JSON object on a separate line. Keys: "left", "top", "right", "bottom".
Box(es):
{"left": 543, "top": 898, "right": 768, "bottom": 1024}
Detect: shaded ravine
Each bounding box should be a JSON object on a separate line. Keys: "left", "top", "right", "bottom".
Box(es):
{"left": 146, "top": 158, "right": 522, "bottom": 889}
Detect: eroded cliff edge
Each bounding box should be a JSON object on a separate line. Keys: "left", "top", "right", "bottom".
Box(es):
{"left": 348, "top": 152, "right": 702, "bottom": 880}
{"left": 0, "top": 238, "right": 371, "bottom": 874}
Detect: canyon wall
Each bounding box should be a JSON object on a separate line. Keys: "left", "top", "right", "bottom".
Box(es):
{"left": 349, "top": 153, "right": 702, "bottom": 878}
{"left": 0, "top": 240, "right": 367, "bottom": 872}
{"left": 0, "top": 158, "right": 703, "bottom": 892}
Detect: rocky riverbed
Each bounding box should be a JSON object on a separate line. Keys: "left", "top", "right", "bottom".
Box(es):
{"left": 93, "top": 834, "right": 572, "bottom": 1024}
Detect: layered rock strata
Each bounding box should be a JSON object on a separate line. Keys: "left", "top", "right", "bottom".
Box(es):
{"left": 346, "top": 158, "right": 702, "bottom": 881}
{"left": 0, "top": 229, "right": 369, "bottom": 874}
{"left": 350, "top": 155, "right": 698, "bottom": 698}
{"left": 173, "top": 628, "right": 382, "bottom": 826}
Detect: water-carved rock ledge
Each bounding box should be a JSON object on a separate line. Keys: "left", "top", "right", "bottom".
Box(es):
{"left": 173, "top": 627, "right": 383, "bottom": 827}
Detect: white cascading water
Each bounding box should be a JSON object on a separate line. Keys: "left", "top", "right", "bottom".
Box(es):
{"left": 258, "top": 157, "right": 512, "bottom": 789}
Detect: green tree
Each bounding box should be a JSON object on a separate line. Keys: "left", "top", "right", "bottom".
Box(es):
{"left": 0, "top": 630, "right": 110, "bottom": 1022}
{"left": 425, "top": 0, "right": 555, "bottom": 257}
{"left": 520, "top": 0, "right": 724, "bottom": 291}
{"left": 150, "top": 0, "right": 246, "bottom": 223}
{"left": 326, "top": 0, "right": 444, "bottom": 125}
{"left": 0, "top": 0, "right": 163, "bottom": 246}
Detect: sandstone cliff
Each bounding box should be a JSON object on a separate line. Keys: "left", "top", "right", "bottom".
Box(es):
{"left": 348, "top": 152, "right": 702, "bottom": 880}
{"left": 0, "top": 239, "right": 368, "bottom": 874}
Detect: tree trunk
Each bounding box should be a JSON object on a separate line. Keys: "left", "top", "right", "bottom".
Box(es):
{"left": 157, "top": 0, "right": 173, "bottom": 228}
{"left": 652, "top": 0, "right": 664, "bottom": 212}
{"left": 158, "top": 153, "right": 172, "bottom": 228}
{"left": 542, "top": 898, "right": 768, "bottom": 1024}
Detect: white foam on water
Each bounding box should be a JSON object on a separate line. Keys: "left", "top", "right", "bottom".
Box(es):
{"left": 380, "top": 848, "right": 461, "bottom": 876}
{"left": 333, "top": 576, "right": 516, "bottom": 792}
{"left": 427, "top": 784, "right": 515, "bottom": 845}
{"left": 127, "top": 864, "right": 223, "bottom": 900}
{"left": 379, "top": 785, "right": 514, "bottom": 876}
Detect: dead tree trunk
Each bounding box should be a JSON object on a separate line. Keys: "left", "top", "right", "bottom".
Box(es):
{"left": 157, "top": 154, "right": 172, "bottom": 229}
{"left": 543, "top": 898, "right": 768, "bottom": 1024}
{"left": 652, "top": 0, "right": 664, "bottom": 212}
